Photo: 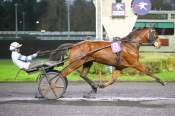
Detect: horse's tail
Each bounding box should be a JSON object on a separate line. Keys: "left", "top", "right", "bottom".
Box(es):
{"left": 49, "top": 43, "right": 73, "bottom": 62}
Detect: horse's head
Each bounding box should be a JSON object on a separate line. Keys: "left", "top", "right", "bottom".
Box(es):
{"left": 147, "top": 29, "right": 161, "bottom": 48}
{"left": 136, "top": 28, "right": 161, "bottom": 48}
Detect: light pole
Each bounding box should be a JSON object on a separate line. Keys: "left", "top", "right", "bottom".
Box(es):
{"left": 14, "top": 3, "right": 18, "bottom": 38}
{"left": 36, "top": 21, "right": 40, "bottom": 31}
{"left": 22, "top": 12, "right": 26, "bottom": 31}
{"left": 67, "top": 0, "right": 70, "bottom": 39}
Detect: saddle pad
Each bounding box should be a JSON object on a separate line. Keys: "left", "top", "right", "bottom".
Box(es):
{"left": 111, "top": 41, "right": 122, "bottom": 53}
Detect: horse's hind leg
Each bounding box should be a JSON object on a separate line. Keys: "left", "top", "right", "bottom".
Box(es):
{"left": 134, "top": 64, "right": 165, "bottom": 86}
{"left": 61, "top": 59, "right": 86, "bottom": 77}
{"left": 80, "top": 62, "right": 98, "bottom": 95}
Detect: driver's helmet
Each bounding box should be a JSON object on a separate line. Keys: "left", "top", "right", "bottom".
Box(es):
{"left": 9, "top": 42, "right": 22, "bottom": 51}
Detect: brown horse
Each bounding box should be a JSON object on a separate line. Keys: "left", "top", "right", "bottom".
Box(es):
{"left": 60, "top": 28, "right": 164, "bottom": 96}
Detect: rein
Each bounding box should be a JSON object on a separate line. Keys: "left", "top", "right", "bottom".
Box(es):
{"left": 38, "top": 46, "right": 73, "bottom": 56}
{"left": 120, "top": 39, "right": 143, "bottom": 45}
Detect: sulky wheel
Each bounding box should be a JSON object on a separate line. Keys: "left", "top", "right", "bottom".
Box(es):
{"left": 38, "top": 71, "right": 68, "bottom": 99}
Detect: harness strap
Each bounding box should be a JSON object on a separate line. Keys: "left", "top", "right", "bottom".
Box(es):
{"left": 116, "top": 52, "right": 121, "bottom": 66}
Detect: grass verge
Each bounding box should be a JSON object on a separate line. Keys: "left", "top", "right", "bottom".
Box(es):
{"left": 0, "top": 59, "right": 175, "bottom": 82}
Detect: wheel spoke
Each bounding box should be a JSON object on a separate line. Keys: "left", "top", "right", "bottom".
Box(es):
{"left": 40, "top": 83, "right": 49, "bottom": 86}
{"left": 55, "top": 77, "right": 60, "bottom": 83}
{"left": 55, "top": 86, "right": 64, "bottom": 88}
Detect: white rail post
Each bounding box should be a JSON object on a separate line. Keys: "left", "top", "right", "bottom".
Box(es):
{"left": 94, "top": 0, "right": 103, "bottom": 40}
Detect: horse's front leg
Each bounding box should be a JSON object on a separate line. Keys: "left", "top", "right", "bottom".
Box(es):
{"left": 134, "top": 63, "right": 165, "bottom": 86}
{"left": 80, "top": 62, "right": 99, "bottom": 98}
{"left": 98, "top": 69, "right": 121, "bottom": 88}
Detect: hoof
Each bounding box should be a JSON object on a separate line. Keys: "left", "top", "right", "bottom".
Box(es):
{"left": 92, "top": 87, "right": 97, "bottom": 93}
{"left": 83, "top": 90, "right": 97, "bottom": 98}
{"left": 161, "top": 81, "right": 166, "bottom": 86}
{"left": 156, "top": 78, "right": 166, "bottom": 86}
{"left": 34, "top": 93, "right": 44, "bottom": 98}
{"left": 35, "top": 95, "right": 44, "bottom": 99}
{"left": 98, "top": 84, "right": 105, "bottom": 88}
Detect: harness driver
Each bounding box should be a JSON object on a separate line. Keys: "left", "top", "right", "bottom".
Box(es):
{"left": 9, "top": 42, "right": 59, "bottom": 71}
{"left": 9, "top": 42, "right": 38, "bottom": 70}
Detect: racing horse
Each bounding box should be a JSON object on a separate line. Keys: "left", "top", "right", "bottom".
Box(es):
{"left": 58, "top": 28, "right": 164, "bottom": 96}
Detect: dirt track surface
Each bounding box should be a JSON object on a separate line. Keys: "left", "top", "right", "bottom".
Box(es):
{"left": 0, "top": 82, "right": 175, "bottom": 116}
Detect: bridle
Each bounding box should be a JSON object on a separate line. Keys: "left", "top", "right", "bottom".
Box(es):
{"left": 148, "top": 29, "right": 157, "bottom": 44}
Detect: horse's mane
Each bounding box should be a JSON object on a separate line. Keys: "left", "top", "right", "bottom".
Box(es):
{"left": 122, "top": 28, "right": 149, "bottom": 41}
